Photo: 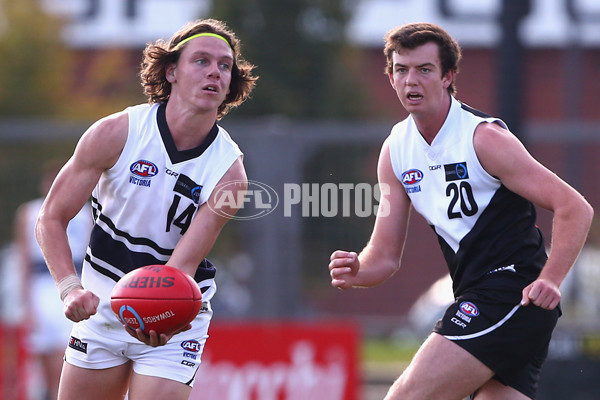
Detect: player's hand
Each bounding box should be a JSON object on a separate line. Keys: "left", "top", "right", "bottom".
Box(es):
{"left": 123, "top": 323, "right": 192, "bottom": 347}
{"left": 329, "top": 250, "right": 359, "bottom": 289}
{"left": 521, "top": 278, "right": 561, "bottom": 310}
{"left": 63, "top": 288, "right": 99, "bottom": 322}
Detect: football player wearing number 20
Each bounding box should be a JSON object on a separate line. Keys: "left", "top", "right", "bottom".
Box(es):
{"left": 329, "top": 22, "right": 593, "bottom": 400}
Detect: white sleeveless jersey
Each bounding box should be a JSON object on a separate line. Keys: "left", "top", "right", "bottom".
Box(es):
{"left": 83, "top": 102, "right": 241, "bottom": 337}
{"left": 22, "top": 198, "right": 92, "bottom": 275}
{"left": 388, "top": 97, "right": 546, "bottom": 298}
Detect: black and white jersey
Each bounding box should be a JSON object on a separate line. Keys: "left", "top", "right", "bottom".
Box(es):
{"left": 388, "top": 97, "right": 547, "bottom": 299}
{"left": 23, "top": 198, "right": 92, "bottom": 275}
{"left": 83, "top": 102, "right": 242, "bottom": 336}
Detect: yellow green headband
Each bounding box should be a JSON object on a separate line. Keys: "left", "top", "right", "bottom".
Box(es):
{"left": 173, "top": 32, "right": 232, "bottom": 51}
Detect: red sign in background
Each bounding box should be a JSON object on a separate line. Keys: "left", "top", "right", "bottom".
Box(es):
{"left": 190, "top": 321, "right": 360, "bottom": 400}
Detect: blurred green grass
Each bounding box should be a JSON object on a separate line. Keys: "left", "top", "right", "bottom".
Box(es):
{"left": 362, "top": 338, "right": 419, "bottom": 363}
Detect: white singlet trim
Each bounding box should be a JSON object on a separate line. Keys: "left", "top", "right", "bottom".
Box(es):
{"left": 444, "top": 304, "right": 521, "bottom": 341}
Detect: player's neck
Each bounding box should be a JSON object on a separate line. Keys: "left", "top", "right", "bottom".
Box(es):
{"left": 165, "top": 102, "right": 217, "bottom": 151}
{"left": 412, "top": 96, "right": 451, "bottom": 144}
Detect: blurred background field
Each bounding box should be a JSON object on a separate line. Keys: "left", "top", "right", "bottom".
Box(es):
{"left": 1, "top": 1, "right": 600, "bottom": 399}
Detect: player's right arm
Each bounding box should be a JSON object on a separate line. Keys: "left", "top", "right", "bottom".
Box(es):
{"left": 36, "top": 111, "right": 128, "bottom": 322}
{"left": 329, "top": 138, "right": 411, "bottom": 289}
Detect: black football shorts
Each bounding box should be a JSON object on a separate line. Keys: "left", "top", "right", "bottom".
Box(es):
{"left": 433, "top": 293, "right": 560, "bottom": 399}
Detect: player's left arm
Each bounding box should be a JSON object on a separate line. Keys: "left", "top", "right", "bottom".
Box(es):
{"left": 167, "top": 156, "right": 248, "bottom": 277}
{"left": 474, "top": 122, "right": 594, "bottom": 309}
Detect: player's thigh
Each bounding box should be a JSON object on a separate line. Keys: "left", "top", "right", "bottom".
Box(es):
{"left": 128, "top": 373, "right": 192, "bottom": 400}
{"left": 387, "top": 333, "right": 494, "bottom": 400}
{"left": 474, "top": 378, "right": 531, "bottom": 400}
{"left": 58, "top": 361, "right": 132, "bottom": 400}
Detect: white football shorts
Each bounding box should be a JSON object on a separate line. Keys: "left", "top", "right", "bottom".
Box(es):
{"left": 64, "top": 301, "right": 212, "bottom": 386}
{"left": 28, "top": 274, "right": 74, "bottom": 353}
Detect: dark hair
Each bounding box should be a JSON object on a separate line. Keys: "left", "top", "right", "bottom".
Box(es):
{"left": 383, "top": 22, "right": 462, "bottom": 95}
{"left": 140, "top": 18, "right": 258, "bottom": 119}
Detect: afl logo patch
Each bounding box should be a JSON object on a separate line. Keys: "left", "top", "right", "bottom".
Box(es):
{"left": 130, "top": 160, "right": 158, "bottom": 177}
{"left": 459, "top": 301, "right": 479, "bottom": 317}
{"left": 181, "top": 340, "right": 201, "bottom": 353}
{"left": 401, "top": 169, "right": 423, "bottom": 186}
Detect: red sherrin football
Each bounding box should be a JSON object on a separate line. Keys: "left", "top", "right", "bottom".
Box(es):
{"left": 110, "top": 265, "right": 202, "bottom": 335}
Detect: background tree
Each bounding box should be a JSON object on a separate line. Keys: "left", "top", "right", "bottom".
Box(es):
{"left": 0, "top": 0, "right": 70, "bottom": 117}
{"left": 210, "top": 0, "right": 368, "bottom": 119}
{"left": 0, "top": 0, "right": 143, "bottom": 120}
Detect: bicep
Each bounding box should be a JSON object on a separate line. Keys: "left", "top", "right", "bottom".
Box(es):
{"left": 474, "top": 123, "right": 574, "bottom": 212}
{"left": 41, "top": 113, "right": 128, "bottom": 224}
{"left": 191, "top": 156, "right": 248, "bottom": 240}
{"left": 204, "top": 156, "right": 248, "bottom": 220}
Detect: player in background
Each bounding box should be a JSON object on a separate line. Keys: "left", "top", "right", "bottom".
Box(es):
{"left": 15, "top": 159, "right": 93, "bottom": 400}
{"left": 329, "top": 22, "right": 593, "bottom": 400}
{"left": 35, "top": 19, "right": 257, "bottom": 400}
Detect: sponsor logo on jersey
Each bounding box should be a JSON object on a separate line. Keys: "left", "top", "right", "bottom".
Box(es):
{"left": 129, "top": 176, "right": 151, "bottom": 187}
{"left": 174, "top": 174, "right": 203, "bottom": 204}
{"left": 444, "top": 162, "right": 469, "bottom": 181}
{"left": 401, "top": 169, "right": 423, "bottom": 185}
{"left": 181, "top": 339, "right": 202, "bottom": 353}
{"left": 130, "top": 160, "right": 159, "bottom": 177}
{"left": 401, "top": 169, "right": 423, "bottom": 194}
{"left": 129, "top": 160, "right": 157, "bottom": 187}
{"left": 165, "top": 168, "right": 179, "bottom": 177}
{"left": 68, "top": 336, "right": 88, "bottom": 353}
{"left": 459, "top": 301, "right": 480, "bottom": 317}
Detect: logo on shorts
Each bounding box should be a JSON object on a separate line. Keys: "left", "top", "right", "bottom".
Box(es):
{"left": 68, "top": 336, "right": 88, "bottom": 354}
{"left": 459, "top": 301, "right": 480, "bottom": 317}
{"left": 181, "top": 360, "right": 196, "bottom": 367}
{"left": 199, "top": 302, "right": 209, "bottom": 313}
{"left": 181, "top": 340, "right": 201, "bottom": 353}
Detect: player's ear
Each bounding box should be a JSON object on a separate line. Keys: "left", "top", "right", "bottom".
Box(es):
{"left": 388, "top": 72, "right": 396, "bottom": 88}
{"left": 166, "top": 63, "right": 177, "bottom": 83}
{"left": 442, "top": 69, "right": 454, "bottom": 90}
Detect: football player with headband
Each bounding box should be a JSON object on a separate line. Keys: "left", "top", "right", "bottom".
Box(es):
{"left": 36, "top": 19, "right": 257, "bottom": 400}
